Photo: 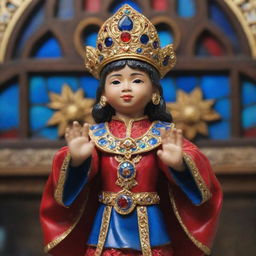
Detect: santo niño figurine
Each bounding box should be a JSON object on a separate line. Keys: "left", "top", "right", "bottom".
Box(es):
{"left": 40, "top": 5, "right": 222, "bottom": 256}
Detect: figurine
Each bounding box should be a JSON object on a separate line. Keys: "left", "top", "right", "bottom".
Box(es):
{"left": 40, "top": 5, "right": 222, "bottom": 256}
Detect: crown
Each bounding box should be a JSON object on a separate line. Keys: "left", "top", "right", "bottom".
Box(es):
{"left": 84, "top": 5, "right": 176, "bottom": 79}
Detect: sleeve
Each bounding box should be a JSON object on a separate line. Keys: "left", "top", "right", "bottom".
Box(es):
{"left": 169, "top": 164, "right": 202, "bottom": 205}
{"left": 62, "top": 157, "right": 92, "bottom": 207}
{"left": 158, "top": 139, "right": 212, "bottom": 205}
{"left": 54, "top": 148, "right": 99, "bottom": 207}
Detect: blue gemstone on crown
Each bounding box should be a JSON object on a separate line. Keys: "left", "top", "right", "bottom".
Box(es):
{"left": 136, "top": 48, "right": 142, "bottom": 53}
{"left": 118, "top": 15, "right": 133, "bottom": 31}
{"left": 124, "top": 9, "right": 131, "bottom": 15}
{"left": 153, "top": 41, "right": 159, "bottom": 49}
{"left": 98, "top": 43, "right": 102, "bottom": 51}
{"left": 163, "top": 56, "right": 170, "bottom": 66}
{"left": 105, "top": 37, "right": 113, "bottom": 47}
{"left": 140, "top": 34, "right": 149, "bottom": 44}
{"left": 99, "top": 55, "right": 104, "bottom": 62}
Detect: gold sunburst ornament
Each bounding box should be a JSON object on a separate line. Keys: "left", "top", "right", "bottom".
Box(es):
{"left": 167, "top": 87, "right": 220, "bottom": 140}
{"left": 47, "top": 84, "right": 94, "bottom": 136}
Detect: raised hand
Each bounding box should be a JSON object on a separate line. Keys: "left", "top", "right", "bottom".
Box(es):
{"left": 157, "top": 128, "right": 185, "bottom": 172}
{"left": 65, "top": 121, "right": 95, "bottom": 167}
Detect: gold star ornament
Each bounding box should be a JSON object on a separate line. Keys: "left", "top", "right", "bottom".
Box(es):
{"left": 47, "top": 84, "right": 95, "bottom": 136}
{"left": 167, "top": 87, "right": 220, "bottom": 140}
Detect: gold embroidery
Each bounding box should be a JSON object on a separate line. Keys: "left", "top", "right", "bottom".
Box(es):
{"left": 99, "top": 190, "right": 160, "bottom": 215}
{"left": 95, "top": 206, "right": 112, "bottom": 256}
{"left": 137, "top": 206, "right": 152, "bottom": 256}
{"left": 168, "top": 187, "right": 211, "bottom": 255}
{"left": 89, "top": 121, "right": 174, "bottom": 157}
{"left": 44, "top": 187, "right": 89, "bottom": 252}
{"left": 183, "top": 153, "right": 212, "bottom": 204}
{"left": 54, "top": 152, "right": 71, "bottom": 207}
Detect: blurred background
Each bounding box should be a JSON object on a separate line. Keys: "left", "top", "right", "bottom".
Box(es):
{"left": 0, "top": 0, "right": 256, "bottom": 255}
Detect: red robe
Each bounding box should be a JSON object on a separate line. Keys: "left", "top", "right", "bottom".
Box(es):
{"left": 40, "top": 118, "right": 222, "bottom": 256}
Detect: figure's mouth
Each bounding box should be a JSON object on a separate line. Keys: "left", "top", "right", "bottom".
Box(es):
{"left": 121, "top": 95, "right": 133, "bottom": 101}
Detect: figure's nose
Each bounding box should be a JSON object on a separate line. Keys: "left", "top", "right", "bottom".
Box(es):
{"left": 121, "top": 80, "right": 132, "bottom": 92}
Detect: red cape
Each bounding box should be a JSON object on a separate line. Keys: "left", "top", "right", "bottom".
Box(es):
{"left": 40, "top": 139, "right": 222, "bottom": 256}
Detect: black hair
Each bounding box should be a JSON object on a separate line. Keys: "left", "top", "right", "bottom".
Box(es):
{"left": 92, "top": 59, "right": 172, "bottom": 123}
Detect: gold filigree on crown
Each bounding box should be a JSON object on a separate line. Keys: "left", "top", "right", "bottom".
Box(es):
{"left": 84, "top": 4, "right": 176, "bottom": 79}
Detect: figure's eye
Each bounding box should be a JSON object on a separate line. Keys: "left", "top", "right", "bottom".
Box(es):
{"left": 111, "top": 80, "right": 120, "bottom": 85}
{"left": 133, "top": 79, "right": 144, "bottom": 84}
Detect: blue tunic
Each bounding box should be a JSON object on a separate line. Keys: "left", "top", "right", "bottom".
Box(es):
{"left": 62, "top": 158, "right": 202, "bottom": 250}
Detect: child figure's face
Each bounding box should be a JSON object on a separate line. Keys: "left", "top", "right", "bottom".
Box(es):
{"left": 104, "top": 65, "right": 155, "bottom": 118}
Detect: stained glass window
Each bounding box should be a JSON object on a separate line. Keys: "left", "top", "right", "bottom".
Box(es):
{"left": 155, "top": 23, "right": 174, "bottom": 47}
{"left": 83, "top": 25, "right": 99, "bottom": 47}
{"left": 32, "top": 36, "right": 63, "bottom": 58}
{"left": 13, "top": 4, "right": 45, "bottom": 58}
{"left": 209, "top": 0, "right": 240, "bottom": 52}
{"left": 109, "top": 0, "right": 142, "bottom": 13}
{"left": 151, "top": 0, "right": 168, "bottom": 11}
{"left": 56, "top": 0, "right": 74, "bottom": 19}
{"left": 162, "top": 74, "right": 230, "bottom": 140}
{"left": 241, "top": 77, "right": 256, "bottom": 137}
{"left": 0, "top": 82, "right": 19, "bottom": 139}
{"left": 176, "top": 0, "right": 196, "bottom": 18}
{"left": 84, "top": 0, "right": 100, "bottom": 12}
{"left": 29, "top": 75, "right": 98, "bottom": 139}
{"left": 196, "top": 31, "right": 225, "bottom": 57}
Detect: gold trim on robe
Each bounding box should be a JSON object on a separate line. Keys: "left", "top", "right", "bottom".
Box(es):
{"left": 168, "top": 187, "right": 211, "bottom": 255}
{"left": 95, "top": 206, "right": 113, "bottom": 256}
{"left": 54, "top": 152, "right": 71, "bottom": 207}
{"left": 45, "top": 187, "right": 90, "bottom": 252}
{"left": 182, "top": 153, "right": 212, "bottom": 204}
{"left": 137, "top": 206, "right": 152, "bottom": 256}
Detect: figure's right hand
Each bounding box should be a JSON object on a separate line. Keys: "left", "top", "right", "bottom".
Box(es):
{"left": 65, "top": 121, "right": 95, "bottom": 167}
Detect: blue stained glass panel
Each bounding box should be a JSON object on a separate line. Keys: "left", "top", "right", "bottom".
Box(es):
{"left": 161, "top": 76, "right": 176, "bottom": 102}
{"left": 30, "top": 77, "right": 49, "bottom": 104}
{"left": 209, "top": 1, "right": 239, "bottom": 51}
{"left": 34, "top": 37, "right": 62, "bottom": 58}
{"left": 242, "top": 81, "right": 256, "bottom": 106}
{"left": 214, "top": 99, "right": 231, "bottom": 120}
{"left": 177, "top": 0, "right": 196, "bottom": 18}
{"left": 57, "top": 0, "right": 74, "bottom": 19}
{"left": 208, "top": 121, "right": 230, "bottom": 139}
{"left": 158, "top": 30, "right": 173, "bottom": 47}
{"left": 30, "top": 106, "right": 54, "bottom": 131}
{"left": 201, "top": 76, "right": 229, "bottom": 99}
{"left": 14, "top": 5, "right": 44, "bottom": 57}
{"left": 80, "top": 76, "right": 98, "bottom": 98}
{"left": 36, "top": 127, "right": 58, "bottom": 139}
{"left": 242, "top": 105, "right": 256, "bottom": 129}
{"left": 84, "top": 31, "right": 98, "bottom": 47}
{"left": 110, "top": 0, "right": 142, "bottom": 13}
{"left": 0, "top": 84, "right": 19, "bottom": 131}
{"left": 176, "top": 76, "right": 197, "bottom": 93}
{"left": 47, "top": 76, "right": 79, "bottom": 93}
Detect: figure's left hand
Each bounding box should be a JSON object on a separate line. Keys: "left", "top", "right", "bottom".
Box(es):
{"left": 157, "top": 128, "right": 185, "bottom": 172}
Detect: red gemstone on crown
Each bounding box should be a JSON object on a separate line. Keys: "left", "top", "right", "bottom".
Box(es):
{"left": 121, "top": 32, "right": 131, "bottom": 43}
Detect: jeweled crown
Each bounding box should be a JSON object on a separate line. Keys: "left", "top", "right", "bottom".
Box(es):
{"left": 84, "top": 5, "right": 176, "bottom": 79}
